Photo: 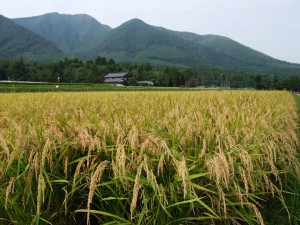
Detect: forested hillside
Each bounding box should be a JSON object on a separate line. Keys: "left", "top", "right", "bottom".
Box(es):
{"left": 78, "top": 18, "right": 300, "bottom": 75}
{"left": 13, "top": 13, "right": 112, "bottom": 54}
{"left": 78, "top": 19, "right": 240, "bottom": 68}
{"left": 0, "top": 14, "right": 65, "bottom": 62}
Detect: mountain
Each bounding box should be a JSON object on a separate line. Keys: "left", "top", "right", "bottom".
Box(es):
{"left": 8, "top": 13, "right": 300, "bottom": 74}
{"left": 171, "top": 31, "right": 283, "bottom": 68}
{"left": 78, "top": 18, "right": 300, "bottom": 74}
{"left": 13, "top": 13, "right": 112, "bottom": 54}
{"left": 0, "top": 14, "right": 65, "bottom": 62}
{"left": 79, "top": 19, "right": 243, "bottom": 67}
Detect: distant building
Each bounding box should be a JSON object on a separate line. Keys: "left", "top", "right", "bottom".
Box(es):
{"left": 137, "top": 80, "right": 154, "bottom": 86}
{"left": 104, "top": 72, "right": 129, "bottom": 84}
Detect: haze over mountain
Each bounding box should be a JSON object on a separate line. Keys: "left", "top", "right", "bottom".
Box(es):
{"left": 0, "top": 14, "right": 65, "bottom": 62}
{"left": 13, "top": 12, "right": 112, "bottom": 54}
{"left": 4, "top": 12, "right": 300, "bottom": 75}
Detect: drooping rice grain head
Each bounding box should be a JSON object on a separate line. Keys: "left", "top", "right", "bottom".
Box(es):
{"left": 5, "top": 177, "right": 15, "bottom": 209}
{"left": 157, "top": 154, "right": 165, "bottom": 177}
{"left": 113, "top": 143, "right": 126, "bottom": 178}
{"left": 199, "top": 139, "right": 207, "bottom": 158}
{"left": 249, "top": 203, "right": 265, "bottom": 225}
{"left": 178, "top": 158, "right": 189, "bottom": 198}
{"left": 128, "top": 125, "right": 139, "bottom": 150}
{"left": 130, "top": 158, "right": 144, "bottom": 219}
{"left": 206, "top": 152, "right": 230, "bottom": 191}
{"left": 72, "top": 158, "right": 86, "bottom": 188}
{"left": 64, "top": 156, "right": 68, "bottom": 179}
{"left": 238, "top": 166, "right": 249, "bottom": 195}
{"left": 87, "top": 160, "right": 109, "bottom": 225}
{"left": 36, "top": 174, "right": 46, "bottom": 217}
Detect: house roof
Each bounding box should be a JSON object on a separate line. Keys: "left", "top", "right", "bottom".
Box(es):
{"left": 105, "top": 72, "right": 128, "bottom": 78}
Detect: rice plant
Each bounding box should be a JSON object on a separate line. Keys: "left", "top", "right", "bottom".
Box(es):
{"left": 0, "top": 91, "right": 299, "bottom": 225}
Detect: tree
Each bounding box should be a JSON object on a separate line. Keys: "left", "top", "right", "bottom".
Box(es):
{"left": 168, "top": 76, "right": 174, "bottom": 87}
{"left": 108, "top": 58, "right": 115, "bottom": 65}
{"left": 0, "top": 65, "right": 7, "bottom": 80}
{"left": 279, "top": 76, "right": 300, "bottom": 92}
{"left": 95, "top": 56, "right": 107, "bottom": 66}
{"left": 185, "top": 77, "right": 198, "bottom": 87}
{"left": 271, "top": 75, "right": 279, "bottom": 90}
{"left": 7, "top": 58, "right": 27, "bottom": 81}
{"left": 254, "top": 75, "right": 263, "bottom": 90}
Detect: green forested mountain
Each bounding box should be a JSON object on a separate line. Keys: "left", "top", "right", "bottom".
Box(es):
{"left": 79, "top": 18, "right": 300, "bottom": 74}
{"left": 13, "top": 13, "right": 112, "bottom": 54}
{"left": 78, "top": 19, "right": 241, "bottom": 67}
{"left": 6, "top": 13, "right": 300, "bottom": 75}
{"left": 0, "top": 14, "right": 65, "bottom": 62}
{"left": 172, "top": 31, "right": 299, "bottom": 72}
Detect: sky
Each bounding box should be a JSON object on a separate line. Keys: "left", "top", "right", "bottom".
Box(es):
{"left": 1, "top": 0, "right": 300, "bottom": 63}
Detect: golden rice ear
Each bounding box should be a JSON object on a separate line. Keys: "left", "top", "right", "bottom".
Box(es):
{"left": 157, "top": 154, "right": 165, "bottom": 176}
{"left": 128, "top": 125, "right": 139, "bottom": 150}
{"left": 37, "top": 174, "right": 46, "bottom": 218}
{"left": 130, "top": 160, "right": 144, "bottom": 219}
{"left": 115, "top": 143, "right": 126, "bottom": 177}
{"left": 87, "top": 160, "right": 109, "bottom": 225}
{"left": 5, "top": 177, "right": 15, "bottom": 210}
{"left": 72, "top": 158, "right": 86, "bottom": 188}
{"left": 64, "top": 156, "right": 68, "bottom": 179}
{"left": 175, "top": 158, "right": 189, "bottom": 198}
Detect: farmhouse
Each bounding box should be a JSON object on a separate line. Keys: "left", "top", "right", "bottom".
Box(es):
{"left": 104, "top": 72, "right": 129, "bottom": 84}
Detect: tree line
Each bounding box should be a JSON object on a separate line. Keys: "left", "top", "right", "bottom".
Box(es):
{"left": 0, "top": 56, "right": 300, "bottom": 91}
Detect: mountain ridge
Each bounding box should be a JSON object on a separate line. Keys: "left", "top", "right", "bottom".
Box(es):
{"left": 4, "top": 12, "right": 300, "bottom": 75}
{"left": 78, "top": 18, "right": 299, "bottom": 73}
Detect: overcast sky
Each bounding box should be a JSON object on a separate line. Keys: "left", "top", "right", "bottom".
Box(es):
{"left": 1, "top": 0, "right": 299, "bottom": 63}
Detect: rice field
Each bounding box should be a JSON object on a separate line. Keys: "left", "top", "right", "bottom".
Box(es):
{"left": 0, "top": 91, "right": 299, "bottom": 225}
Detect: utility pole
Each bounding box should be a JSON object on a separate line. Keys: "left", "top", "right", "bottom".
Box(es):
{"left": 225, "top": 75, "right": 229, "bottom": 89}
{"left": 220, "top": 73, "right": 223, "bottom": 88}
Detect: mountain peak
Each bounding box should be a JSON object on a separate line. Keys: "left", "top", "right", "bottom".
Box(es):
{"left": 127, "top": 18, "right": 145, "bottom": 23}
{"left": 121, "top": 18, "right": 148, "bottom": 27}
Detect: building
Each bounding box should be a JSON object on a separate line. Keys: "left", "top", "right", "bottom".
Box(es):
{"left": 137, "top": 80, "right": 154, "bottom": 86}
{"left": 104, "top": 72, "right": 129, "bottom": 84}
